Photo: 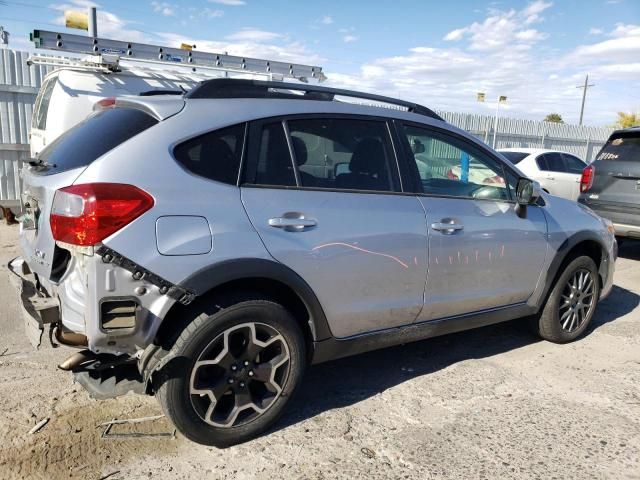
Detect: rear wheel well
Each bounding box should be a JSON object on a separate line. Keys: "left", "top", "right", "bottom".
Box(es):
{"left": 155, "top": 277, "right": 315, "bottom": 362}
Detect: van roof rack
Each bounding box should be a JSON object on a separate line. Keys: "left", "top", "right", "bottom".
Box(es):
{"left": 28, "top": 29, "right": 326, "bottom": 83}
{"left": 186, "top": 79, "right": 445, "bottom": 121}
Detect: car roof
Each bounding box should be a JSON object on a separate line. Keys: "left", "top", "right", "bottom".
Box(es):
{"left": 498, "top": 147, "right": 577, "bottom": 156}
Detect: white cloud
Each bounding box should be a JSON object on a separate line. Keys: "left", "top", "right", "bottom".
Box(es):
{"left": 321, "top": 15, "right": 334, "bottom": 25}
{"left": 609, "top": 23, "right": 640, "bottom": 38}
{"left": 442, "top": 2, "right": 550, "bottom": 51}
{"left": 151, "top": 2, "right": 175, "bottom": 16}
{"left": 326, "top": 10, "right": 638, "bottom": 125}
{"left": 226, "top": 28, "right": 282, "bottom": 42}
{"left": 208, "top": 0, "right": 245, "bottom": 5}
{"left": 202, "top": 8, "right": 224, "bottom": 18}
{"left": 522, "top": 0, "right": 553, "bottom": 17}
{"left": 156, "top": 32, "right": 324, "bottom": 65}
{"left": 443, "top": 28, "right": 467, "bottom": 41}
{"left": 589, "top": 27, "right": 604, "bottom": 35}
{"left": 343, "top": 35, "right": 358, "bottom": 43}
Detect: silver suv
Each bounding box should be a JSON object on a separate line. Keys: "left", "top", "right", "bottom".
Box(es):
{"left": 10, "top": 79, "right": 616, "bottom": 446}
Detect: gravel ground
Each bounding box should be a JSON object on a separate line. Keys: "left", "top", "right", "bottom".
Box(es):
{"left": 0, "top": 222, "right": 639, "bottom": 480}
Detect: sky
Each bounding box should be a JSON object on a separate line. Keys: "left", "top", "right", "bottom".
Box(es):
{"left": 0, "top": 0, "right": 638, "bottom": 126}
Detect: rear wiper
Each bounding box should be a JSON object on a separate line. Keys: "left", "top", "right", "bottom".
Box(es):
{"left": 28, "top": 158, "right": 57, "bottom": 168}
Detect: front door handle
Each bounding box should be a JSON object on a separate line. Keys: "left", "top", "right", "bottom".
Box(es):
{"left": 431, "top": 218, "right": 464, "bottom": 235}
{"left": 546, "top": 175, "right": 555, "bottom": 180}
{"left": 268, "top": 214, "right": 317, "bottom": 232}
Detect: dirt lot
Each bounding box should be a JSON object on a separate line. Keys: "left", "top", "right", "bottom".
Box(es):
{"left": 0, "top": 223, "right": 639, "bottom": 480}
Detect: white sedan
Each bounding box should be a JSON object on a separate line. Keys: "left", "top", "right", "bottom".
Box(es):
{"left": 498, "top": 148, "right": 588, "bottom": 201}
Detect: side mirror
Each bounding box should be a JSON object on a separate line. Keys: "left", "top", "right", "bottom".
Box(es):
{"left": 515, "top": 178, "right": 541, "bottom": 205}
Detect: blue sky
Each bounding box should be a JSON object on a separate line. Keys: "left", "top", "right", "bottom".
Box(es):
{"left": 1, "top": 0, "right": 639, "bottom": 125}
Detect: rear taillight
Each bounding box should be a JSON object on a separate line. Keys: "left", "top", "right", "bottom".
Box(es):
{"left": 580, "top": 165, "right": 595, "bottom": 193}
{"left": 50, "top": 183, "right": 154, "bottom": 246}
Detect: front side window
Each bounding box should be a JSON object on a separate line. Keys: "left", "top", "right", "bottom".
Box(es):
{"left": 174, "top": 124, "right": 245, "bottom": 185}
{"left": 287, "top": 118, "right": 397, "bottom": 192}
{"left": 33, "top": 77, "right": 57, "bottom": 130}
{"left": 402, "top": 124, "right": 511, "bottom": 201}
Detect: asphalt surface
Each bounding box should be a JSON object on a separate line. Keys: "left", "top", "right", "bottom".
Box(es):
{"left": 0, "top": 223, "right": 638, "bottom": 479}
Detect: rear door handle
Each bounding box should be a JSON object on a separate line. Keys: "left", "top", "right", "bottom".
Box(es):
{"left": 268, "top": 215, "right": 317, "bottom": 232}
{"left": 431, "top": 218, "right": 464, "bottom": 235}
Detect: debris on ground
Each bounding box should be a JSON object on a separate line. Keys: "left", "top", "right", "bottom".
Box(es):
{"left": 28, "top": 418, "right": 50, "bottom": 435}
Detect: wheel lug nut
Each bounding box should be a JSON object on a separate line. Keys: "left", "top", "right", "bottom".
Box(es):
{"left": 248, "top": 370, "right": 254, "bottom": 377}
{"left": 244, "top": 360, "right": 250, "bottom": 366}
{"left": 239, "top": 381, "right": 245, "bottom": 387}
{"left": 228, "top": 378, "right": 234, "bottom": 384}
{"left": 231, "top": 365, "right": 237, "bottom": 371}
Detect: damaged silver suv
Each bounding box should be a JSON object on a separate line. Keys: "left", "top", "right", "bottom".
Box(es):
{"left": 10, "top": 79, "right": 616, "bottom": 446}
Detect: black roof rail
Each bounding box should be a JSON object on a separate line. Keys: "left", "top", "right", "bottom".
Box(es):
{"left": 186, "top": 79, "right": 445, "bottom": 122}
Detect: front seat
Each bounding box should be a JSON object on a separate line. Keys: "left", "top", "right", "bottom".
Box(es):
{"left": 336, "top": 138, "right": 390, "bottom": 191}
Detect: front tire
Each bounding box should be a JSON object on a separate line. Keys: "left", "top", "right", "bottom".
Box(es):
{"left": 534, "top": 255, "right": 600, "bottom": 343}
{"left": 156, "top": 298, "right": 306, "bottom": 447}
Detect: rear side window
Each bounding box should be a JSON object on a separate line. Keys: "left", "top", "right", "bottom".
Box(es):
{"left": 500, "top": 151, "right": 529, "bottom": 164}
{"left": 32, "top": 77, "right": 57, "bottom": 130}
{"left": 38, "top": 108, "right": 157, "bottom": 175}
{"left": 287, "top": 118, "right": 397, "bottom": 192}
{"left": 173, "top": 124, "right": 245, "bottom": 185}
{"left": 596, "top": 134, "right": 640, "bottom": 162}
{"left": 539, "top": 153, "right": 566, "bottom": 172}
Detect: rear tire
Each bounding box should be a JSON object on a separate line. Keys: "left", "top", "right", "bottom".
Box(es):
{"left": 533, "top": 255, "right": 600, "bottom": 343}
{"left": 156, "top": 297, "right": 306, "bottom": 447}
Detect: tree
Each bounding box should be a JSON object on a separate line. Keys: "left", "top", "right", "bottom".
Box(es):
{"left": 614, "top": 111, "right": 639, "bottom": 129}
{"left": 544, "top": 113, "right": 564, "bottom": 123}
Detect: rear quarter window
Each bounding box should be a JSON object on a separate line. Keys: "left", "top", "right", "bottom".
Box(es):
{"left": 37, "top": 108, "right": 158, "bottom": 175}
{"left": 596, "top": 134, "right": 640, "bottom": 162}
{"left": 173, "top": 124, "right": 245, "bottom": 185}
{"left": 499, "top": 151, "right": 529, "bottom": 164}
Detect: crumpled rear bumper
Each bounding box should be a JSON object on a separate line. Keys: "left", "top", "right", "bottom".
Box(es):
{"left": 7, "top": 257, "right": 60, "bottom": 348}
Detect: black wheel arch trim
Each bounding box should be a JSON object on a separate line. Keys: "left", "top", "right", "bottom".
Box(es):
{"left": 538, "top": 230, "right": 610, "bottom": 308}
{"left": 177, "top": 258, "right": 333, "bottom": 342}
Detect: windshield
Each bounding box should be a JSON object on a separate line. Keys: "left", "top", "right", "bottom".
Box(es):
{"left": 499, "top": 151, "right": 529, "bottom": 164}
{"left": 37, "top": 108, "right": 158, "bottom": 175}
{"left": 595, "top": 133, "right": 640, "bottom": 162}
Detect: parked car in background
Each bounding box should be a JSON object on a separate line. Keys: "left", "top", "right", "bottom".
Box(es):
{"left": 10, "top": 79, "right": 616, "bottom": 447}
{"left": 499, "top": 148, "right": 588, "bottom": 201}
{"left": 579, "top": 127, "right": 640, "bottom": 240}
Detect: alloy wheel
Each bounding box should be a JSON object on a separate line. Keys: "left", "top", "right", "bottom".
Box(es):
{"left": 558, "top": 268, "right": 596, "bottom": 333}
{"left": 189, "top": 322, "right": 291, "bottom": 428}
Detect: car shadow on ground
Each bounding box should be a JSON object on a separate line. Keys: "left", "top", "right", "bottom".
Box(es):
{"left": 275, "top": 283, "right": 640, "bottom": 434}
{"left": 618, "top": 239, "right": 640, "bottom": 261}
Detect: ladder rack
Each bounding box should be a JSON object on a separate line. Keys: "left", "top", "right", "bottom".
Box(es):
{"left": 29, "top": 29, "right": 326, "bottom": 82}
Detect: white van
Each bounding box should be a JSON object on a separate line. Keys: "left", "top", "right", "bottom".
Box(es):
{"left": 30, "top": 67, "right": 204, "bottom": 157}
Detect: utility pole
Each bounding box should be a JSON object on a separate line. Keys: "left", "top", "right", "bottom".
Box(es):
{"left": 88, "top": 6, "right": 98, "bottom": 37}
{"left": 576, "top": 74, "right": 594, "bottom": 126}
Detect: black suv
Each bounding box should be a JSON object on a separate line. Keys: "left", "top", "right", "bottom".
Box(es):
{"left": 579, "top": 127, "right": 640, "bottom": 240}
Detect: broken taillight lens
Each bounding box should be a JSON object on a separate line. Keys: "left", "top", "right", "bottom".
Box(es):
{"left": 50, "top": 183, "right": 154, "bottom": 246}
{"left": 580, "top": 165, "right": 595, "bottom": 193}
